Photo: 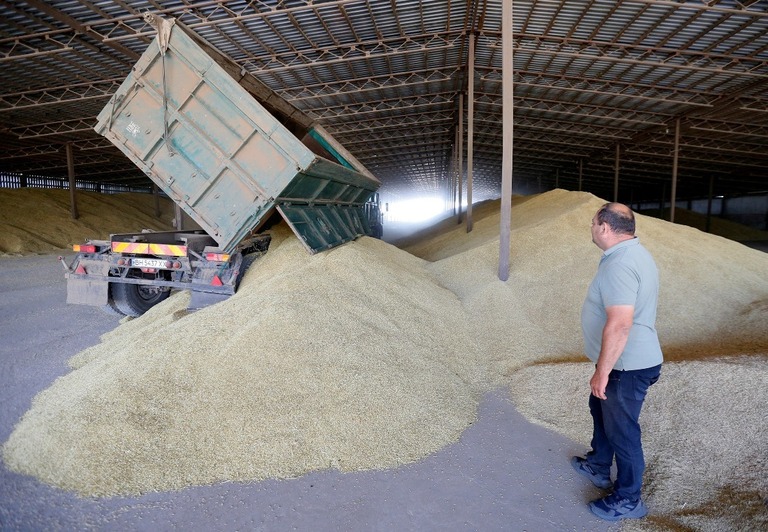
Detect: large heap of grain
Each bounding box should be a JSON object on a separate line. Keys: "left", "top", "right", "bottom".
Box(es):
{"left": 3, "top": 223, "right": 486, "bottom": 496}
{"left": 0, "top": 188, "right": 176, "bottom": 255}
{"left": 3, "top": 189, "right": 767, "bottom": 530}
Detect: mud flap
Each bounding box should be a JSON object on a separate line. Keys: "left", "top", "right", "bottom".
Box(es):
{"left": 277, "top": 204, "right": 372, "bottom": 254}
{"left": 66, "top": 260, "right": 110, "bottom": 306}
{"left": 186, "top": 253, "right": 240, "bottom": 311}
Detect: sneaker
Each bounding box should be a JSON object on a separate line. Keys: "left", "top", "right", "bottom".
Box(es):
{"left": 589, "top": 493, "right": 648, "bottom": 521}
{"left": 570, "top": 456, "right": 612, "bottom": 489}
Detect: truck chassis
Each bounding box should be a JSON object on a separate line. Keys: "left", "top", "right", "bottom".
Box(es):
{"left": 63, "top": 230, "right": 270, "bottom": 317}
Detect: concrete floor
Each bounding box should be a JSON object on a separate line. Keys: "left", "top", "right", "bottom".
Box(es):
{"left": 0, "top": 254, "right": 618, "bottom": 531}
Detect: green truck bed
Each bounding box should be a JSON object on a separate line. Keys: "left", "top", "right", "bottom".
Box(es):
{"left": 94, "top": 14, "right": 381, "bottom": 255}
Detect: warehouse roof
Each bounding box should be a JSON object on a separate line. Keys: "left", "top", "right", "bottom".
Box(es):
{"left": 1, "top": 0, "right": 767, "bottom": 204}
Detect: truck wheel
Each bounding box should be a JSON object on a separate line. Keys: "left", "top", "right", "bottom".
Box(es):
{"left": 101, "top": 284, "right": 127, "bottom": 317}
{"left": 111, "top": 283, "right": 170, "bottom": 317}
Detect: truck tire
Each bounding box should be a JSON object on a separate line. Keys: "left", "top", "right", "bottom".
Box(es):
{"left": 111, "top": 283, "right": 170, "bottom": 317}
{"left": 101, "top": 284, "right": 127, "bottom": 317}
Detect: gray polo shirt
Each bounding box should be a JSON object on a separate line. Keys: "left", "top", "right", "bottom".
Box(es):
{"left": 581, "top": 237, "right": 663, "bottom": 370}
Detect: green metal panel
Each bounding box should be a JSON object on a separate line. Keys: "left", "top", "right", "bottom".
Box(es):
{"left": 94, "top": 18, "right": 379, "bottom": 255}
{"left": 307, "top": 128, "right": 355, "bottom": 170}
{"left": 277, "top": 204, "right": 372, "bottom": 254}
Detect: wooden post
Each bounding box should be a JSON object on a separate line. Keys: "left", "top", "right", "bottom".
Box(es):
{"left": 498, "top": 0, "right": 513, "bottom": 281}
{"left": 66, "top": 142, "right": 79, "bottom": 220}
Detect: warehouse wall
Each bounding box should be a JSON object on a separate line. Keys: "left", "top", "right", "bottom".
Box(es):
{"left": 639, "top": 193, "right": 768, "bottom": 231}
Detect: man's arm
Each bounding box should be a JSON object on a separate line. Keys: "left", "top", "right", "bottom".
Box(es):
{"left": 590, "top": 304, "right": 634, "bottom": 399}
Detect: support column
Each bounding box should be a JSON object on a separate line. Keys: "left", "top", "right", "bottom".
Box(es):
{"left": 466, "top": 33, "right": 475, "bottom": 233}
{"left": 457, "top": 94, "right": 464, "bottom": 224}
{"left": 498, "top": 0, "right": 513, "bottom": 281}
{"left": 613, "top": 144, "right": 620, "bottom": 202}
{"left": 578, "top": 159, "right": 583, "bottom": 192}
{"left": 454, "top": 130, "right": 460, "bottom": 214}
{"left": 670, "top": 117, "right": 680, "bottom": 223}
{"left": 454, "top": 129, "right": 459, "bottom": 214}
{"left": 66, "top": 142, "right": 79, "bottom": 220}
{"left": 706, "top": 174, "right": 715, "bottom": 234}
{"left": 447, "top": 158, "right": 453, "bottom": 213}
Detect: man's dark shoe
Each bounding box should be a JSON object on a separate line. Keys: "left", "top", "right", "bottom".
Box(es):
{"left": 570, "top": 456, "right": 612, "bottom": 489}
{"left": 589, "top": 492, "right": 648, "bottom": 521}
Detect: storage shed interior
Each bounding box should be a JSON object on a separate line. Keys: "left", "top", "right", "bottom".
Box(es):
{"left": 1, "top": 0, "right": 767, "bottom": 227}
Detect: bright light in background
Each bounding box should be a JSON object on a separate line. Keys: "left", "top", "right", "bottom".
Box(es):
{"left": 385, "top": 196, "right": 446, "bottom": 223}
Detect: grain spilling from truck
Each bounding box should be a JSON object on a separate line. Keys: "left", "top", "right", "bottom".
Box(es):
{"left": 4, "top": 222, "right": 484, "bottom": 497}
{"left": 64, "top": 14, "right": 383, "bottom": 317}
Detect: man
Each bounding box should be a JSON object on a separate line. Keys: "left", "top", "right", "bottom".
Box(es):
{"left": 572, "top": 202, "right": 663, "bottom": 521}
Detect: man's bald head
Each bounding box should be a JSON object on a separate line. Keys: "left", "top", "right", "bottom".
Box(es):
{"left": 596, "top": 202, "right": 636, "bottom": 236}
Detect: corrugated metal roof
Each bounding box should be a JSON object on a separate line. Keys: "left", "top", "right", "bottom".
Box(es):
{"left": 1, "top": 0, "right": 766, "bottom": 205}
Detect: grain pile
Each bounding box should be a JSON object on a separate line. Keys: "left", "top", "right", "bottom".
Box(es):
{"left": 3, "top": 223, "right": 484, "bottom": 496}
{"left": 406, "top": 190, "right": 768, "bottom": 530}
{"left": 3, "top": 188, "right": 767, "bottom": 530}
{"left": 0, "top": 188, "right": 176, "bottom": 255}
{"left": 640, "top": 206, "right": 768, "bottom": 243}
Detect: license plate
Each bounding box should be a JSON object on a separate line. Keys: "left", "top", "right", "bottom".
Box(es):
{"left": 131, "top": 258, "right": 166, "bottom": 268}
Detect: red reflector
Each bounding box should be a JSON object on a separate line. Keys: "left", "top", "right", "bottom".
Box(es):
{"left": 75, "top": 264, "right": 87, "bottom": 274}
{"left": 205, "top": 252, "right": 230, "bottom": 262}
{"left": 73, "top": 244, "right": 96, "bottom": 253}
{"left": 211, "top": 275, "right": 223, "bottom": 286}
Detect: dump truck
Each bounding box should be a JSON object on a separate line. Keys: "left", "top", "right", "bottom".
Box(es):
{"left": 63, "top": 14, "right": 382, "bottom": 317}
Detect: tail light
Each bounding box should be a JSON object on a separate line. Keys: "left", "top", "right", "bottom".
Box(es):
{"left": 205, "top": 252, "right": 230, "bottom": 262}
{"left": 73, "top": 244, "right": 96, "bottom": 253}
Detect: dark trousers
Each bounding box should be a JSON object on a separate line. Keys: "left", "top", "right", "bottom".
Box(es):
{"left": 586, "top": 364, "right": 661, "bottom": 501}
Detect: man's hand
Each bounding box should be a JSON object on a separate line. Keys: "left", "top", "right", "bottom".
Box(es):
{"left": 592, "top": 304, "right": 634, "bottom": 400}
{"left": 590, "top": 369, "right": 609, "bottom": 399}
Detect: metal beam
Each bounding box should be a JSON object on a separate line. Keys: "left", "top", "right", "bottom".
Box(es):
{"left": 499, "top": 0, "right": 513, "bottom": 281}
{"left": 670, "top": 117, "right": 681, "bottom": 223}
{"left": 0, "top": 80, "right": 121, "bottom": 111}
{"left": 466, "top": 32, "right": 475, "bottom": 233}
{"left": 16, "top": 0, "right": 140, "bottom": 61}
